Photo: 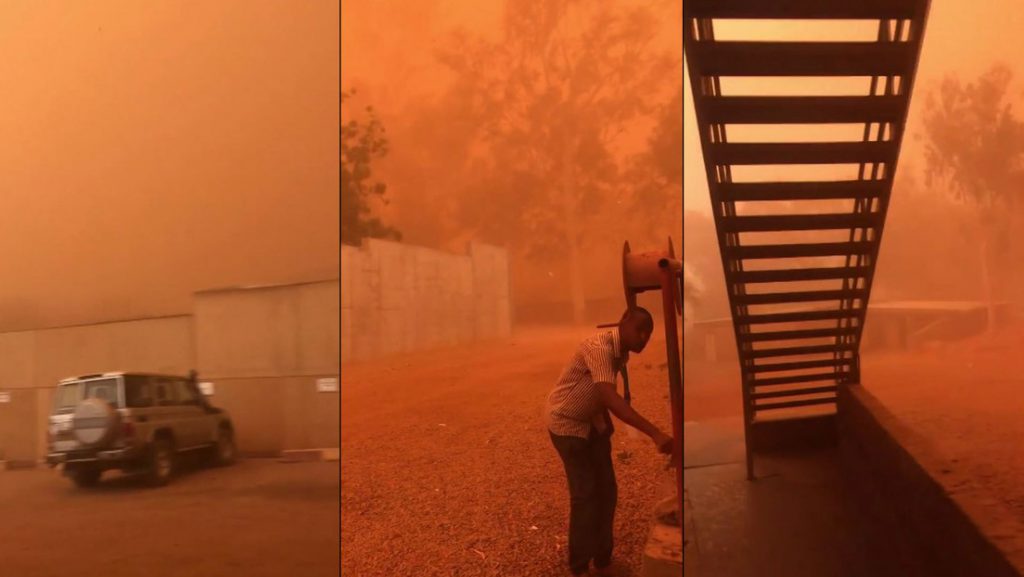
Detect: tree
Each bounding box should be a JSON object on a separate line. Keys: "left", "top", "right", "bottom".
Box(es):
{"left": 437, "top": 0, "right": 677, "bottom": 323}
{"left": 920, "top": 65, "right": 1024, "bottom": 329}
{"left": 341, "top": 89, "right": 401, "bottom": 246}
{"left": 628, "top": 86, "right": 683, "bottom": 239}
{"left": 646, "top": 87, "right": 683, "bottom": 187}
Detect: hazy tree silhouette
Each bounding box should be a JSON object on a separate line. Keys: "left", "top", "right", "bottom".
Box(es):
{"left": 437, "top": 0, "right": 677, "bottom": 323}
{"left": 341, "top": 89, "right": 401, "bottom": 246}
{"left": 920, "top": 65, "right": 1024, "bottom": 329}
{"left": 629, "top": 86, "right": 683, "bottom": 238}
{"left": 646, "top": 87, "right": 683, "bottom": 188}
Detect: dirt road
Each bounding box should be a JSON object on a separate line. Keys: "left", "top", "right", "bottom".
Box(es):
{"left": 0, "top": 458, "right": 339, "bottom": 577}
{"left": 341, "top": 327, "right": 677, "bottom": 577}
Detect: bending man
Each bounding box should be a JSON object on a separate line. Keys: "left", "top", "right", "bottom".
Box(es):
{"left": 545, "top": 307, "right": 674, "bottom": 576}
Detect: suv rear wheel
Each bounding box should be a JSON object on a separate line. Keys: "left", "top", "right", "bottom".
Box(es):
{"left": 146, "top": 437, "right": 175, "bottom": 486}
{"left": 70, "top": 468, "right": 102, "bottom": 488}
{"left": 212, "top": 426, "right": 236, "bottom": 467}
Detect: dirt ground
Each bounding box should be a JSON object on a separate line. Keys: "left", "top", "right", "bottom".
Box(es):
{"left": 340, "top": 326, "right": 677, "bottom": 577}
{"left": 0, "top": 458, "right": 340, "bottom": 577}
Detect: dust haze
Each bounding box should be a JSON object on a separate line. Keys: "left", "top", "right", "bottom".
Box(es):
{"left": 342, "top": 0, "right": 683, "bottom": 324}
{"left": 0, "top": 2, "right": 340, "bottom": 331}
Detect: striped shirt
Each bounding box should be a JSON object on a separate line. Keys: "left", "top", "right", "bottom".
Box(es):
{"left": 546, "top": 328, "right": 626, "bottom": 439}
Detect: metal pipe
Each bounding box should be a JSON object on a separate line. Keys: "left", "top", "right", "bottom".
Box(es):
{"left": 658, "top": 258, "right": 684, "bottom": 527}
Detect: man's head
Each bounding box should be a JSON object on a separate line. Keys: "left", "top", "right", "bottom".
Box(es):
{"left": 618, "top": 307, "right": 654, "bottom": 354}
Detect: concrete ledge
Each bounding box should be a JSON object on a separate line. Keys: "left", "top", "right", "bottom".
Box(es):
{"left": 240, "top": 450, "right": 283, "bottom": 459}
{"left": 642, "top": 497, "right": 682, "bottom": 577}
{"left": 750, "top": 412, "right": 837, "bottom": 453}
{"left": 839, "top": 384, "right": 1024, "bottom": 576}
{"left": 683, "top": 489, "right": 696, "bottom": 576}
{"left": 278, "top": 448, "right": 339, "bottom": 463}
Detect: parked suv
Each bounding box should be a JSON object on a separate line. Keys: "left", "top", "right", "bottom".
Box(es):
{"left": 45, "top": 372, "right": 236, "bottom": 488}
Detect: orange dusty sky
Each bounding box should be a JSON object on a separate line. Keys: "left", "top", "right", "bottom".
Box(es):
{"left": 0, "top": 2, "right": 339, "bottom": 330}
{"left": 341, "top": 1, "right": 503, "bottom": 104}
{"left": 683, "top": 1, "right": 1024, "bottom": 213}
{"left": 341, "top": 0, "right": 679, "bottom": 128}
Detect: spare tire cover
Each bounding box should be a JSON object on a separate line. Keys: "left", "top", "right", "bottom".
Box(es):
{"left": 72, "top": 398, "right": 119, "bottom": 447}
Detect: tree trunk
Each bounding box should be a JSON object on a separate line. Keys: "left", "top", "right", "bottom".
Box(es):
{"left": 980, "top": 236, "right": 997, "bottom": 333}
{"left": 562, "top": 143, "right": 586, "bottom": 325}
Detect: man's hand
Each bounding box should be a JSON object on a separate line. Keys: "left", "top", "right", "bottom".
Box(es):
{"left": 596, "top": 382, "right": 673, "bottom": 450}
{"left": 652, "top": 430, "right": 673, "bottom": 455}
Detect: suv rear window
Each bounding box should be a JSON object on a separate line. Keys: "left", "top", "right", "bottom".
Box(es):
{"left": 53, "top": 377, "right": 120, "bottom": 412}
{"left": 84, "top": 379, "right": 119, "bottom": 404}
{"left": 53, "top": 384, "right": 81, "bottom": 413}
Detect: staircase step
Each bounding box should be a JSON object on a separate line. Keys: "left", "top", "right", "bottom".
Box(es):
{"left": 751, "top": 358, "right": 854, "bottom": 373}
{"left": 701, "top": 95, "right": 904, "bottom": 125}
{"left": 734, "top": 288, "right": 866, "bottom": 305}
{"left": 737, "top": 308, "right": 860, "bottom": 324}
{"left": 731, "top": 266, "right": 871, "bottom": 283}
{"left": 721, "top": 212, "right": 880, "bottom": 233}
{"left": 754, "top": 396, "right": 838, "bottom": 411}
{"left": 687, "top": 41, "right": 915, "bottom": 77}
{"left": 743, "top": 344, "right": 855, "bottom": 359}
{"left": 708, "top": 141, "right": 897, "bottom": 166}
{"left": 716, "top": 180, "right": 887, "bottom": 202}
{"left": 726, "top": 241, "right": 874, "bottom": 259}
{"left": 751, "top": 372, "right": 840, "bottom": 387}
{"left": 739, "top": 327, "right": 858, "bottom": 342}
{"left": 687, "top": 0, "right": 920, "bottom": 20}
{"left": 752, "top": 385, "right": 839, "bottom": 400}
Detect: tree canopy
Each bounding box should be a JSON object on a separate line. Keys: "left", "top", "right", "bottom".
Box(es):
{"left": 341, "top": 89, "right": 401, "bottom": 246}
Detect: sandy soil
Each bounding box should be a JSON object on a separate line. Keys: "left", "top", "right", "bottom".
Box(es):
{"left": 340, "top": 326, "right": 677, "bottom": 577}
{"left": 0, "top": 458, "right": 340, "bottom": 577}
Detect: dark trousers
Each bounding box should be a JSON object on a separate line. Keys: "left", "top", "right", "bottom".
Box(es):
{"left": 550, "top": 429, "right": 618, "bottom": 575}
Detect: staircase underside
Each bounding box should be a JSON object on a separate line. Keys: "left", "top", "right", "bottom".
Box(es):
{"left": 683, "top": 0, "right": 931, "bottom": 477}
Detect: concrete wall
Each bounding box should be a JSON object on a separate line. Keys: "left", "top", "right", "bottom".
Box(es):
{"left": 194, "top": 280, "right": 340, "bottom": 454}
{"left": 0, "top": 279, "right": 339, "bottom": 464}
{"left": 341, "top": 239, "right": 511, "bottom": 363}
{"left": 839, "top": 385, "right": 1024, "bottom": 576}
